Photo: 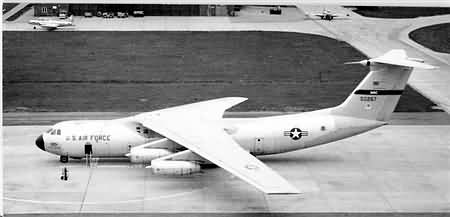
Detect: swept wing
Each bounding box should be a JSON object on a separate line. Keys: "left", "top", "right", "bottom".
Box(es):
{"left": 136, "top": 97, "right": 300, "bottom": 194}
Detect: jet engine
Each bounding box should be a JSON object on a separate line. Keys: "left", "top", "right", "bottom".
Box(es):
{"left": 127, "top": 148, "right": 173, "bottom": 164}
{"left": 151, "top": 160, "right": 201, "bottom": 175}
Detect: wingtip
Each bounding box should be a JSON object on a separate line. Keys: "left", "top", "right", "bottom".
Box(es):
{"left": 267, "top": 192, "right": 302, "bottom": 195}
{"left": 263, "top": 185, "right": 302, "bottom": 195}
{"left": 266, "top": 189, "right": 302, "bottom": 195}
{"left": 219, "top": 97, "right": 248, "bottom": 105}
{"left": 227, "top": 97, "right": 248, "bottom": 101}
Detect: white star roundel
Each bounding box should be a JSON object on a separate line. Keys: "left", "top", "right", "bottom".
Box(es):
{"left": 290, "top": 128, "right": 302, "bottom": 140}
{"left": 284, "top": 128, "right": 309, "bottom": 141}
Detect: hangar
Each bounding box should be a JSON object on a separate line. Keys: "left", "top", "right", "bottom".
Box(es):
{"left": 34, "top": 4, "right": 234, "bottom": 16}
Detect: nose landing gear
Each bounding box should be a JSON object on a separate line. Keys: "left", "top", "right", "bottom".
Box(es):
{"left": 60, "top": 155, "right": 69, "bottom": 163}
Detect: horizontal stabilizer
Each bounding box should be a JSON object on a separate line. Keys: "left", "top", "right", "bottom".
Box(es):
{"left": 345, "top": 49, "right": 436, "bottom": 69}
{"left": 371, "top": 49, "right": 435, "bottom": 69}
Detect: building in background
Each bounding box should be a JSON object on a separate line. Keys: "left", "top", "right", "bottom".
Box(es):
{"left": 34, "top": 4, "right": 69, "bottom": 16}
{"left": 33, "top": 4, "right": 233, "bottom": 17}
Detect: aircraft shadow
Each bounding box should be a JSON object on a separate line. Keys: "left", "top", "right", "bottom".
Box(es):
{"left": 258, "top": 153, "right": 342, "bottom": 164}
{"left": 42, "top": 153, "right": 342, "bottom": 167}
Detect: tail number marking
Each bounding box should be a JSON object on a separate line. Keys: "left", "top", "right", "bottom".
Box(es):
{"left": 360, "top": 96, "right": 377, "bottom": 102}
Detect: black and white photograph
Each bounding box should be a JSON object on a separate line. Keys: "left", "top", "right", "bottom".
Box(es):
{"left": 2, "top": 0, "right": 450, "bottom": 216}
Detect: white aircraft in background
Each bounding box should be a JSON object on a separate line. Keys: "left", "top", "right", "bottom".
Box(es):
{"left": 313, "top": 9, "right": 341, "bottom": 21}
{"left": 35, "top": 50, "right": 434, "bottom": 194}
{"left": 29, "top": 15, "right": 74, "bottom": 31}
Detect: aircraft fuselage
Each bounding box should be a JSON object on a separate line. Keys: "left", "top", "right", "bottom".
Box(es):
{"left": 38, "top": 109, "right": 384, "bottom": 160}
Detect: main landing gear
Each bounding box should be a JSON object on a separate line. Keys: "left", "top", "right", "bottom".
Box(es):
{"left": 60, "top": 155, "right": 69, "bottom": 163}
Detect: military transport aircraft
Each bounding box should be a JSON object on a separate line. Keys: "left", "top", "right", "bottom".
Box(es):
{"left": 35, "top": 50, "right": 434, "bottom": 194}
{"left": 313, "top": 9, "right": 341, "bottom": 21}
{"left": 29, "top": 15, "right": 74, "bottom": 31}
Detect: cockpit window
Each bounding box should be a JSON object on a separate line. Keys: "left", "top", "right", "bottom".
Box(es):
{"left": 57, "top": 129, "right": 61, "bottom": 135}
{"left": 50, "top": 129, "right": 56, "bottom": 135}
{"left": 46, "top": 128, "right": 53, "bottom": 133}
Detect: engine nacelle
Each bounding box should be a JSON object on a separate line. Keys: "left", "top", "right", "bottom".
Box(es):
{"left": 128, "top": 148, "right": 173, "bottom": 164}
{"left": 151, "top": 160, "right": 201, "bottom": 175}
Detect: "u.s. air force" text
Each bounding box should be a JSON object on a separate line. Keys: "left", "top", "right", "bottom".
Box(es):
{"left": 66, "top": 135, "right": 111, "bottom": 143}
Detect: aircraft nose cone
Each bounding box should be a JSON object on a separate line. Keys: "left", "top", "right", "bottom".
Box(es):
{"left": 35, "top": 135, "right": 45, "bottom": 151}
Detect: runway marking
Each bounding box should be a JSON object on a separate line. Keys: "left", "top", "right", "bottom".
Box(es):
{"left": 4, "top": 188, "right": 203, "bottom": 205}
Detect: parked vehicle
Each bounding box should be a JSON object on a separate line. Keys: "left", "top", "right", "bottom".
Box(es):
{"left": 269, "top": 6, "right": 282, "bottom": 15}
{"left": 103, "top": 12, "right": 114, "bottom": 18}
{"left": 58, "top": 12, "right": 68, "bottom": 19}
{"left": 117, "top": 12, "right": 128, "bottom": 18}
{"left": 133, "top": 10, "right": 144, "bottom": 17}
{"left": 84, "top": 12, "right": 93, "bottom": 17}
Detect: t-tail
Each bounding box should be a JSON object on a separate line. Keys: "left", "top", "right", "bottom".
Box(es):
{"left": 332, "top": 49, "right": 435, "bottom": 121}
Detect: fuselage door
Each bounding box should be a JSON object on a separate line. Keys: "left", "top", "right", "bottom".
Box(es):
{"left": 85, "top": 143, "right": 93, "bottom": 155}
{"left": 253, "top": 137, "right": 264, "bottom": 154}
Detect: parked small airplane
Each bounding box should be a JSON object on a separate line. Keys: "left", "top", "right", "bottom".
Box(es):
{"left": 35, "top": 50, "right": 434, "bottom": 194}
{"left": 29, "top": 15, "right": 74, "bottom": 31}
{"left": 313, "top": 9, "right": 340, "bottom": 21}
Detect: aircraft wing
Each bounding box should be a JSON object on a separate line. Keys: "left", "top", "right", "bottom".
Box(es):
{"left": 313, "top": 13, "right": 339, "bottom": 18}
{"left": 136, "top": 97, "right": 300, "bottom": 194}
{"left": 313, "top": 14, "right": 325, "bottom": 18}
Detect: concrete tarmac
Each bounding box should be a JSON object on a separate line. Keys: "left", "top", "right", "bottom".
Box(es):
{"left": 3, "top": 121, "right": 450, "bottom": 213}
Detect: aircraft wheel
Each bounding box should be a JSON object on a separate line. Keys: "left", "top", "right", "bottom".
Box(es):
{"left": 60, "top": 155, "right": 69, "bottom": 163}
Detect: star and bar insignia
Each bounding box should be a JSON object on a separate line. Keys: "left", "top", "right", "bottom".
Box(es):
{"left": 283, "top": 128, "right": 308, "bottom": 140}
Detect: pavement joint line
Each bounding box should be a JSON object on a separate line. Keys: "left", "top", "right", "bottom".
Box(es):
{"left": 78, "top": 159, "right": 96, "bottom": 213}
{"left": 4, "top": 188, "right": 204, "bottom": 205}
{"left": 142, "top": 164, "right": 146, "bottom": 212}
{"left": 261, "top": 191, "right": 271, "bottom": 212}
{"left": 5, "top": 210, "right": 331, "bottom": 214}
{"left": 301, "top": 156, "right": 334, "bottom": 210}
{"left": 356, "top": 149, "right": 395, "bottom": 211}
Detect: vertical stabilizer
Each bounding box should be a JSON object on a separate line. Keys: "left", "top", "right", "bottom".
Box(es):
{"left": 332, "top": 49, "right": 435, "bottom": 121}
